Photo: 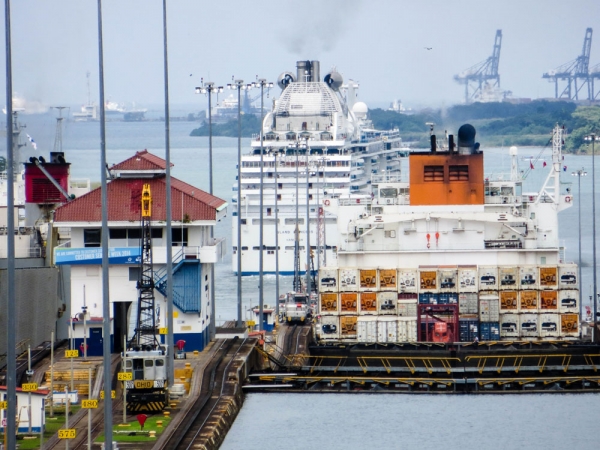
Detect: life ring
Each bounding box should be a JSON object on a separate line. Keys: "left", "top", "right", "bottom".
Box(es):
{"left": 565, "top": 196, "right": 571, "bottom": 203}
{"left": 324, "top": 199, "right": 330, "bottom": 206}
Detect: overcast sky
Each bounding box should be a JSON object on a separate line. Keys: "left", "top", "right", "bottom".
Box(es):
{"left": 1, "top": 0, "right": 600, "bottom": 112}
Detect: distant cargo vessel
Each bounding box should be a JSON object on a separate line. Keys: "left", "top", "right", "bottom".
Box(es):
{"left": 233, "top": 60, "right": 409, "bottom": 275}
{"left": 316, "top": 124, "right": 581, "bottom": 344}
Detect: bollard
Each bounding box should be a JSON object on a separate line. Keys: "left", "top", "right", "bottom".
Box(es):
{"left": 156, "top": 420, "right": 163, "bottom": 428}
{"left": 193, "top": 350, "right": 199, "bottom": 357}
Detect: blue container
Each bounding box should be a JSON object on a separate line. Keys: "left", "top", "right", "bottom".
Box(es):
{"left": 459, "top": 319, "right": 479, "bottom": 342}
{"left": 438, "top": 293, "right": 458, "bottom": 305}
{"left": 479, "top": 322, "right": 500, "bottom": 341}
{"left": 418, "top": 293, "right": 438, "bottom": 304}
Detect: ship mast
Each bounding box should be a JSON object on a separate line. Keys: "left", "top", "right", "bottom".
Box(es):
{"left": 535, "top": 124, "right": 564, "bottom": 205}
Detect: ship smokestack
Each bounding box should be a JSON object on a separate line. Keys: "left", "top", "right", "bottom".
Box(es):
{"left": 457, "top": 124, "right": 477, "bottom": 155}
{"left": 448, "top": 134, "right": 455, "bottom": 152}
{"left": 430, "top": 135, "right": 437, "bottom": 152}
{"left": 296, "top": 60, "right": 320, "bottom": 82}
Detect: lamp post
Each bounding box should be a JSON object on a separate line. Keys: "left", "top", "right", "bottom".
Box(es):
{"left": 252, "top": 79, "right": 273, "bottom": 331}
{"left": 228, "top": 79, "right": 250, "bottom": 327}
{"left": 572, "top": 168, "right": 587, "bottom": 323}
{"left": 195, "top": 81, "right": 223, "bottom": 339}
{"left": 305, "top": 139, "right": 312, "bottom": 296}
{"left": 585, "top": 133, "right": 599, "bottom": 341}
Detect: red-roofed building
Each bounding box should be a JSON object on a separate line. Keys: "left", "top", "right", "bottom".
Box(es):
{"left": 52, "top": 150, "right": 227, "bottom": 353}
{"left": 0, "top": 386, "right": 48, "bottom": 433}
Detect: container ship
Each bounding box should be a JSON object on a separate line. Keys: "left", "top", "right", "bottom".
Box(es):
{"left": 315, "top": 123, "right": 582, "bottom": 345}
{"left": 232, "top": 60, "right": 409, "bottom": 275}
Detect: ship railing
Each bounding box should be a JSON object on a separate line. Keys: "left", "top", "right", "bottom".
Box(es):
{"left": 484, "top": 195, "right": 522, "bottom": 205}
{"left": 338, "top": 197, "right": 373, "bottom": 206}
{"left": 371, "top": 173, "right": 405, "bottom": 184}
{"left": 484, "top": 239, "right": 523, "bottom": 249}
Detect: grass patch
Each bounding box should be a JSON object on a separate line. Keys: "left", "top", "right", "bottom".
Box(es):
{"left": 96, "top": 415, "right": 172, "bottom": 442}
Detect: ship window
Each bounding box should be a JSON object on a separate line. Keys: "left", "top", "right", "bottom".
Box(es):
{"left": 424, "top": 166, "right": 444, "bottom": 182}
{"left": 285, "top": 218, "right": 304, "bottom": 225}
{"left": 83, "top": 228, "right": 101, "bottom": 247}
{"left": 449, "top": 165, "right": 469, "bottom": 181}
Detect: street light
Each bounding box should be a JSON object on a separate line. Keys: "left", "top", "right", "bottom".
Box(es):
{"left": 195, "top": 81, "right": 223, "bottom": 339}
{"left": 585, "top": 133, "right": 598, "bottom": 340}
{"left": 571, "top": 168, "right": 587, "bottom": 324}
{"left": 252, "top": 79, "right": 273, "bottom": 331}
{"left": 228, "top": 80, "right": 251, "bottom": 327}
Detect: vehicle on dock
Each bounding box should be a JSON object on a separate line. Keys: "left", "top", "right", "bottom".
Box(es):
{"left": 284, "top": 292, "right": 311, "bottom": 323}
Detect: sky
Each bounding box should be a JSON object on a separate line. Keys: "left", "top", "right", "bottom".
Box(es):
{"left": 1, "top": 0, "right": 600, "bottom": 113}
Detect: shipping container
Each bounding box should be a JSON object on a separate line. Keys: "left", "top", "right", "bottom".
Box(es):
{"left": 418, "top": 304, "right": 458, "bottom": 342}
{"left": 318, "top": 267, "right": 339, "bottom": 293}
{"left": 338, "top": 268, "right": 359, "bottom": 292}
{"left": 319, "top": 292, "right": 339, "bottom": 315}
{"left": 340, "top": 292, "right": 358, "bottom": 314}
{"left": 418, "top": 292, "right": 438, "bottom": 305}
{"left": 398, "top": 300, "right": 418, "bottom": 317}
{"left": 459, "top": 319, "right": 479, "bottom": 342}
{"left": 539, "top": 265, "right": 558, "bottom": 288}
{"left": 558, "top": 290, "right": 579, "bottom": 313}
{"left": 377, "top": 291, "right": 398, "bottom": 315}
{"left": 398, "top": 317, "right": 418, "bottom": 342}
{"left": 519, "top": 265, "right": 538, "bottom": 290}
{"left": 478, "top": 266, "right": 499, "bottom": 290}
{"left": 539, "top": 313, "right": 560, "bottom": 338}
{"left": 378, "top": 269, "right": 397, "bottom": 291}
{"left": 359, "top": 269, "right": 378, "bottom": 291}
{"left": 359, "top": 292, "right": 378, "bottom": 315}
{"left": 519, "top": 313, "right": 539, "bottom": 339}
{"left": 317, "top": 316, "right": 340, "bottom": 340}
{"left": 340, "top": 316, "right": 358, "bottom": 338}
{"left": 357, "top": 316, "right": 378, "bottom": 343}
{"left": 560, "top": 313, "right": 579, "bottom": 338}
{"left": 539, "top": 290, "right": 558, "bottom": 311}
{"left": 439, "top": 268, "right": 458, "bottom": 293}
{"left": 419, "top": 269, "right": 439, "bottom": 292}
{"left": 519, "top": 290, "right": 539, "bottom": 313}
{"left": 498, "top": 266, "right": 518, "bottom": 290}
{"left": 480, "top": 321, "right": 500, "bottom": 341}
{"left": 458, "top": 266, "right": 478, "bottom": 292}
{"left": 479, "top": 294, "right": 500, "bottom": 322}
{"left": 398, "top": 269, "right": 418, "bottom": 293}
{"left": 558, "top": 264, "right": 578, "bottom": 289}
{"left": 499, "top": 291, "right": 518, "bottom": 312}
{"left": 458, "top": 293, "right": 478, "bottom": 314}
{"left": 377, "top": 316, "right": 398, "bottom": 343}
{"left": 398, "top": 293, "right": 418, "bottom": 300}
{"left": 500, "top": 313, "right": 519, "bottom": 339}
{"left": 438, "top": 293, "right": 458, "bottom": 304}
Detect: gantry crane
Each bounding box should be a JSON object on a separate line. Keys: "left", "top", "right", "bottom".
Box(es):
{"left": 454, "top": 30, "right": 503, "bottom": 103}
{"left": 590, "top": 62, "right": 600, "bottom": 100}
{"left": 543, "top": 28, "right": 593, "bottom": 101}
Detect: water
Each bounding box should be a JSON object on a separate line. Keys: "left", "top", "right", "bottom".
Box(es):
{"left": 15, "top": 114, "right": 600, "bottom": 447}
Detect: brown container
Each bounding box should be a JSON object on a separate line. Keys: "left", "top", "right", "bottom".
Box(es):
{"left": 360, "top": 269, "right": 378, "bottom": 290}
{"left": 340, "top": 292, "right": 358, "bottom": 313}
{"left": 360, "top": 292, "right": 378, "bottom": 313}
{"left": 499, "top": 291, "right": 518, "bottom": 311}
{"left": 539, "top": 266, "right": 558, "bottom": 287}
{"left": 419, "top": 271, "right": 438, "bottom": 290}
{"left": 540, "top": 290, "right": 558, "bottom": 310}
{"left": 320, "top": 293, "right": 338, "bottom": 313}
{"left": 519, "top": 291, "right": 539, "bottom": 311}
{"left": 340, "top": 316, "right": 358, "bottom": 336}
{"left": 561, "top": 314, "right": 579, "bottom": 335}
{"left": 379, "top": 269, "right": 397, "bottom": 290}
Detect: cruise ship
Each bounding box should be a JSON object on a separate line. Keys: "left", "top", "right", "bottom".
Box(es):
{"left": 232, "top": 60, "right": 409, "bottom": 275}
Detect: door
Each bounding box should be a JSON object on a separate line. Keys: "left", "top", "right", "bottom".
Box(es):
{"left": 88, "top": 328, "right": 104, "bottom": 356}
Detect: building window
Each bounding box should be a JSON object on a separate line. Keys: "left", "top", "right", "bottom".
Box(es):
{"left": 129, "top": 267, "right": 140, "bottom": 281}
{"left": 83, "top": 229, "right": 101, "bottom": 247}
{"left": 449, "top": 165, "right": 469, "bottom": 181}
{"left": 109, "top": 228, "right": 127, "bottom": 239}
{"left": 424, "top": 166, "right": 444, "bottom": 182}
{"left": 150, "top": 228, "right": 162, "bottom": 239}
{"left": 172, "top": 228, "right": 188, "bottom": 246}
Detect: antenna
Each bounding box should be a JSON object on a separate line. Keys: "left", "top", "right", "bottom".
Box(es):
{"left": 52, "top": 106, "right": 67, "bottom": 153}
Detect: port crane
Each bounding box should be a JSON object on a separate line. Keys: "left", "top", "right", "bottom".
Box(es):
{"left": 590, "top": 62, "right": 600, "bottom": 100}
{"left": 454, "top": 30, "right": 503, "bottom": 103}
{"left": 543, "top": 28, "right": 593, "bottom": 100}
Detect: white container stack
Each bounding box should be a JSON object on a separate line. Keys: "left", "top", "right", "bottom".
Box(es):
{"left": 338, "top": 268, "right": 359, "bottom": 292}
{"left": 500, "top": 313, "right": 519, "bottom": 339}
{"left": 459, "top": 266, "right": 478, "bottom": 293}
{"left": 318, "top": 267, "right": 339, "bottom": 293}
{"left": 398, "top": 269, "right": 418, "bottom": 292}
{"left": 357, "top": 316, "right": 377, "bottom": 343}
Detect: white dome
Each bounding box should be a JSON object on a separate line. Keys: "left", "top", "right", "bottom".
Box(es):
{"left": 352, "top": 101, "right": 368, "bottom": 118}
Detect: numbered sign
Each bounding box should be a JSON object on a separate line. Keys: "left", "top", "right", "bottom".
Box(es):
{"left": 65, "top": 350, "right": 79, "bottom": 358}
{"left": 58, "top": 429, "right": 76, "bottom": 439}
{"left": 81, "top": 399, "right": 98, "bottom": 409}
{"left": 100, "top": 390, "right": 116, "bottom": 399}
{"left": 159, "top": 327, "right": 168, "bottom": 335}
{"left": 134, "top": 380, "right": 154, "bottom": 389}
{"left": 117, "top": 372, "right": 133, "bottom": 381}
{"left": 21, "top": 383, "right": 38, "bottom": 392}
{"left": 0, "top": 401, "right": 7, "bottom": 410}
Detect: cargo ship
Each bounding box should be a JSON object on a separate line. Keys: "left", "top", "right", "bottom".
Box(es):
{"left": 315, "top": 123, "right": 583, "bottom": 345}
{"left": 232, "top": 60, "right": 409, "bottom": 275}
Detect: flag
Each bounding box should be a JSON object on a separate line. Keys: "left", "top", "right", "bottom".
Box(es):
{"left": 543, "top": 161, "right": 547, "bottom": 167}
{"left": 530, "top": 161, "right": 534, "bottom": 169}
{"left": 26, "top": 134, "right": 37, "bottom": 150}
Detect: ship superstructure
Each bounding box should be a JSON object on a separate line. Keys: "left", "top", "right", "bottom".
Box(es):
{"left": 317, "top": 124, "right": 580, "bottom": 344}
{"left": 233, "top": 60, "right": 408, "bottom": 275}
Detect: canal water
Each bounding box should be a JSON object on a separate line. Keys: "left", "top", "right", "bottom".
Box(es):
{"left": 15, "top": 113, "right": 600, "bottom": 449}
